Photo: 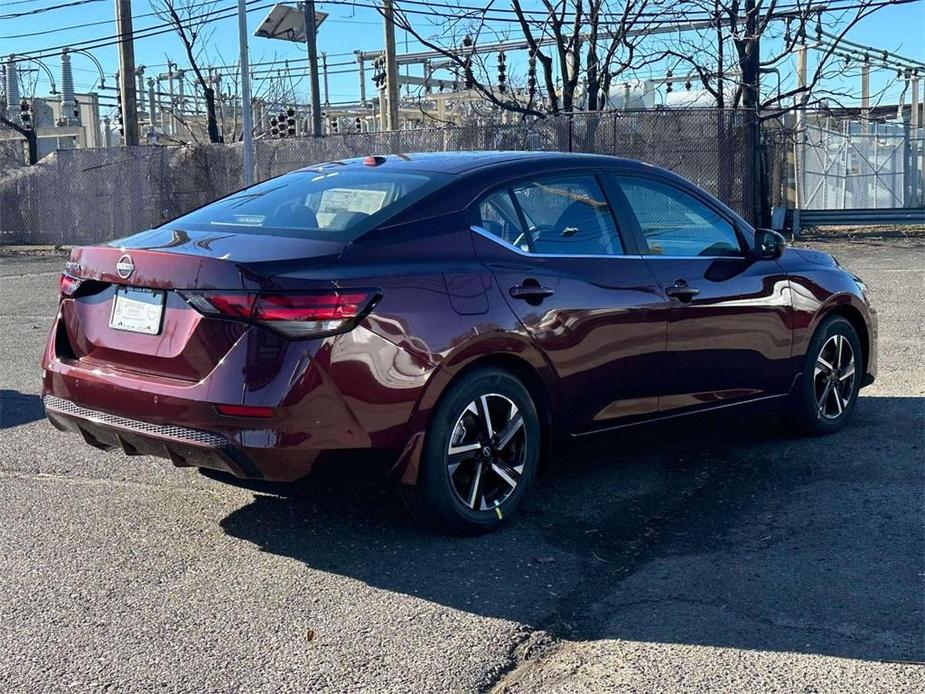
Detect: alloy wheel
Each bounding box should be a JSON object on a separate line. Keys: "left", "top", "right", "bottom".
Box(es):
{"left": 446, "top": 393, "right": 527, "bottom": 511}
{"left": 813, "top": 334, "right": 856, "bottom": 420}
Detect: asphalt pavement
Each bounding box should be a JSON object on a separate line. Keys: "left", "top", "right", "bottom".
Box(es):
{"left": 0, "top": 232, "right": 922, "bottom": 693}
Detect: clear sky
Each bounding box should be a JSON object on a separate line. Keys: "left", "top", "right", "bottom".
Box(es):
{"left": 2, "top": 0, "right": 923, "bottom": 119}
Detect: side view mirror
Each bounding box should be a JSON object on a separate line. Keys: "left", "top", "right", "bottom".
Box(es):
{"left": 754, "top": 228, "right": 786, "bottom": 260}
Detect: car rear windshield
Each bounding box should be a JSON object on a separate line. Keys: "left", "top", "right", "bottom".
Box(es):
{"left": 164, "top": 167, "right": 445, "bottom": 240}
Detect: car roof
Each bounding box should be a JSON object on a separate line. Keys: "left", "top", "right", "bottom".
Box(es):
{"left": 299, "top": 151, "right": 647, "bottom": 175}
{"left": 330, "top": 149, "right": 753, "bottom": 237}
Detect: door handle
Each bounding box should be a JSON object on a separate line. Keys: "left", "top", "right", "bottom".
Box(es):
{"left": 510, "top": 283, "right": 555, "bottom": 302}
{"left": 664, "top": 280, "right": 700, "bottom": 302}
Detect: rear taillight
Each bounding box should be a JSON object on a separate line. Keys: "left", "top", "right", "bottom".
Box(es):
{"left": 181, "top": 289, "right": 379, "bottom": 338}
{"left": 59, "top": 274, "right": 83, "bottom": 297}
{"left": 193, "top": 292, "right": 257, "bottom": 319}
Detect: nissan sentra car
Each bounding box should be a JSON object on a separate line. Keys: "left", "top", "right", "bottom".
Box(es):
{"left": 42, "top": 152, "right": 877, "bottom": 533}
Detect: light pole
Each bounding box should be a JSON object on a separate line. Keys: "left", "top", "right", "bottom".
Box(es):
{"left": 236, "top": 0, "right": 255, "bottom": 185}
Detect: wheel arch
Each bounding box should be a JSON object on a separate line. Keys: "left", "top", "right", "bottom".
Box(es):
{"left": 391, "top": 338, "right": 561, "bottom": 486}
{"left": 442, "top": 353, "right": 556, "bottom": 431}
{"left": 814, "top": 299, "right": 871, "bottom": 376}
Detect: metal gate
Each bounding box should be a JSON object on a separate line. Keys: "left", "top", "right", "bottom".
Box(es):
{"left": 797, "top": 118, "right": 923, "bottom": 210}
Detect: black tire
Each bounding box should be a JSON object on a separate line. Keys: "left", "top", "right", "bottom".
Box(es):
{"left": 399, "top": 367, "right": 541, "bottom": 535}
{"left": 786, "top": 315, "right": 862, "bottom": 436}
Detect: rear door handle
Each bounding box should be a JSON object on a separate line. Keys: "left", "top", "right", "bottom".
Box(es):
{"left": 510, "top": 283, "right": 555, "bottom": 301}
{"left": 664, "top": 281, "right": 700, "bottom": 301}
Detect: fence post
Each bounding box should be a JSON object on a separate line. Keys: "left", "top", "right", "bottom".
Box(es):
{"left": 752, "top": 109, "right": 769, "bottom": 227}
{"left": 612, "top": 112, "right": 617, "bottom": 156}
{"left": 903, "top": 117, "right": 912, "bottom": 208}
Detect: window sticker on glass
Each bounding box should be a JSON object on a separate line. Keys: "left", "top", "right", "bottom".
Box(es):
{"left": 316, "top": 188, "right": 389, "bottom": 227}
{"left": 230, "top": 214, "right": 266, "bottom": 226}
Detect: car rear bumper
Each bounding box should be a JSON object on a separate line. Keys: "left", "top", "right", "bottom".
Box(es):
{"left": 41, "top": 304, "right": 440, "bottom": 483}
{"left": 42, "top": 395, "right": 322, "bottom": 481}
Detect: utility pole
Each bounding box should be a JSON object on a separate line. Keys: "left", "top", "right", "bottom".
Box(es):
{"left": 913, "top": 71, "right": 921, "bottom": 206}
{"left": 114, "top": 0, "right": 139, "bottom": 145}
{"left": 795, "top": 46, "right": 807, "bottom": 116}
{"left": 177, "top": 69, "right": 186, "bottom": 125}
{"left": 382, "top": 0, "right": 400, "bottom": 130}
{"left": 356, "top": 51, "right": 367, "bottom": 104}
{"left": 236, "top": 0, "right": 255, "bottom": 184}
{"left": 166, "top": 61, "right": 176, "bottom": 136}
{"left": 321, "top": 52, "right": 330, "bottom": 106}
{"left": 147, "top": 77, "right": 157, "bottom": 139}
{"left": 912, "top": 71, "right": 920, "bottom": 133}
{"left": 794, "top": 45, "right": 807, "bottom": 209}
{"left": 302, "top": 0, "right": 323, "bottom": 136}
{"left": 135, "top": 66, "right": 146, "bottom": 128}
{"left": 860, "top": 59, "right": 870, "bottom": 132}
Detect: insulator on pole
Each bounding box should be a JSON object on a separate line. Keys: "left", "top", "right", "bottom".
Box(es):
{"left": 59, "top": 48, "right": 80, "bottom": 126}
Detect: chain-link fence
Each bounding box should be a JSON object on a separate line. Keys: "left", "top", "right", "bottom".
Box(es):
{"left": 763, "top": 109, "right": 924, "bottom": 212}
{"left": 254, "top": 110, "right": 759, "bottom": 220}
{"left": 0, "top": 143, "right": 243, "bottom": 245}
{"left": 1, "top": 109, "right": 759, "bottom": 246}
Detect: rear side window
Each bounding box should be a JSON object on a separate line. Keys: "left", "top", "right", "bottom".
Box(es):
{"left": 476, "top": 174, "right": 624, "bottom": 256}
{"left": 166, "top": 168, "right": 445, "bottom": 240}
{"left": 478, "top": 191, "right": 526, "bottom": 249}
{"left": 617, "top": 177, "right": 742, "bottom": 257}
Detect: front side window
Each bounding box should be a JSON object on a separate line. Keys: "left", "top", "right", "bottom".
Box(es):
{"left": 167, "top": 168, "right": 444, "bottom": 240}
{"left": 617, "top": 177, "right": 742, "bottom": 257}
{"left": 477, "top": 174, "right": 623, "bottom": 256}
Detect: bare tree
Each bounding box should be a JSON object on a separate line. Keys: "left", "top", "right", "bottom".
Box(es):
{"left": 0, "top": 115, "right": 37, "bottom": 165}
{"left": 386, "top": 0, "right": 666, "bottom": 118}
{"left": 150, "top": 0, "right": 222, "bottom": 142}
{"left": 660, "top": 0, "right": 894, "bottom": 116}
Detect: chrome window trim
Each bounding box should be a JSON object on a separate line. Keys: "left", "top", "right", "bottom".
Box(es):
{"left": 470, "top": 225, "right": 643, "bottom": 260}
{"left": 640, "top": 253, "right": 750, "bottom": 261}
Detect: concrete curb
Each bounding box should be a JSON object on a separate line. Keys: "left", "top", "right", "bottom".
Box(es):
{"left": 0, "top": 246, "right": 72, "bottom": 257}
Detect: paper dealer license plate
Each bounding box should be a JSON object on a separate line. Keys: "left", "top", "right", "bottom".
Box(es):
{"left": 109, "top": 287, "right": 165, "bottom": 335}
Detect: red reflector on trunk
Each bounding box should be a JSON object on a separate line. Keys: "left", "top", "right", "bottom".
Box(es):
{"left": 215, "top": 404, "right": 275, "bottom": 418}
{"left": 59, "top": 274, "right": 82, "bottom": 297}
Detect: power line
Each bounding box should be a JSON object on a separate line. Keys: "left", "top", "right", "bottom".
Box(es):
{"left": 8, "top": 0, "right": 272, "bottom": 60}
{"left": 0, "top": 0, "right": 752, "bottom": 62}
{"left": 5, "top": 0, "right": 519, "bottom": 61}
{"left": 3, "top": 7, "right": 382, "bottom": 39}
{"left": 0, "top": 0, "right": 104, "bottom": 19}
{"left": 7, "top": 0, "right": 923, "bottom": 67}
{"left": 0, "top": 0, "right": 82, "bottom": 6}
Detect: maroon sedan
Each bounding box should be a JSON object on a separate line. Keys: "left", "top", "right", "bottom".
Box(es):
{"left": 42, "top": 152, "right": 877, "bottom": 533}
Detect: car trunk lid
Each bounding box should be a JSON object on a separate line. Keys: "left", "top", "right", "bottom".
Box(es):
{"left": 58, "top": 228, "right": 345, "bottom": 382}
